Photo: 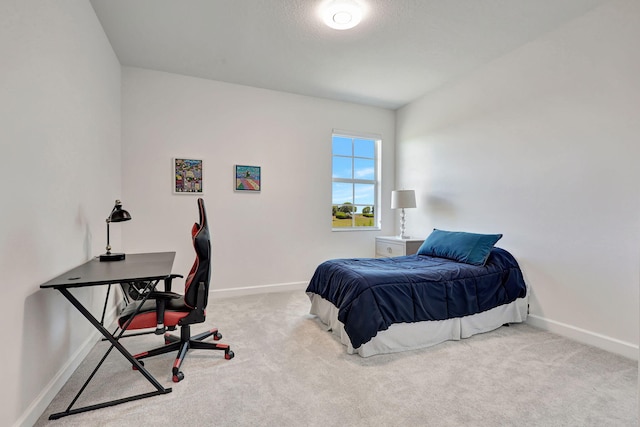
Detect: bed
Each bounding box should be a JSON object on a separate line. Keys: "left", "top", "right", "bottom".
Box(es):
{"left": 306, "top": 230, "right": 529, "bottom": 357}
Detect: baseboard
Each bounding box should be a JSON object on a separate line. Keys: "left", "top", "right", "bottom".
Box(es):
{"left": 20, "top": 283, "right": 301, "bottom": 425}
{"left": 527, "top": 314, "right": 638, "bottom": 361}
{"left": 15, "top": 330, "right": 99, "bottom": 427}
{"left": 15, "top": 305, "right": 120, "bottom": 427}
{"left": 211, "top": 281, "right": 308, "bottom": 299}
{"left": 19, "top": 281, "right": 307, "bottom": 426}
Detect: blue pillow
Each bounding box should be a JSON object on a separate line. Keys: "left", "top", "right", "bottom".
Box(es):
{"left": 417, "top": 229, "right": 503, "bottom": 266}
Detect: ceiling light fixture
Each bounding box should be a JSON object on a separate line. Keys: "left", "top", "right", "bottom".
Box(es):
{"left": 322, "top": 0, "right": 364, "bottom": 30}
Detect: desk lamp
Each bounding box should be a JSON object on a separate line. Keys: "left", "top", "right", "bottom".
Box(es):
{"left": 391, "top": 190, "right": 416, "bottom": 239}
{"left": 100, "top": 199, "right": 131, "bottom": 262}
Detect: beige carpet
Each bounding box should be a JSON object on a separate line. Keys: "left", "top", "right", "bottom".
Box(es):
{"left": 35, "top": 290, "right": 637, "bottom": 426}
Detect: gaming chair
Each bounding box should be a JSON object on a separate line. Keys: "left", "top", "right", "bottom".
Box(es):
{"left": 117, "top": 198, "right": 234, "bottom": 382}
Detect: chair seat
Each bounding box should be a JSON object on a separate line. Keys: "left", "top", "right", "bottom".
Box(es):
{"left": 118, "top": 298, "right": 194, "bottom": 330}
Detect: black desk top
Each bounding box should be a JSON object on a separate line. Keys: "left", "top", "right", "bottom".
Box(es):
{"left": 40, "top": 252, "right": 176, "bottom": 289}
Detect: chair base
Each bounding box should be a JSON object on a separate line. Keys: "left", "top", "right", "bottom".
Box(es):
{"left": 133, "top": 325, "right": 234, "bottom": 382}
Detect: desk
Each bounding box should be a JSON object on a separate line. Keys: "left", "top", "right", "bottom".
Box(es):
{"left": 40, "top": 252, "right": 176, "bottom": 420}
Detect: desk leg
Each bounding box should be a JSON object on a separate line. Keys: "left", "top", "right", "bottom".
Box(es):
{"left": 48, "top": 287, "right": 172, "bottom": 420}
{"left": 100, "top": 284, "right": 112, "bottom": 325}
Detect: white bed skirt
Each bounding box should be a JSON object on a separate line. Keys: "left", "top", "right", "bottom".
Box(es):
{"left": 307, "top": 292, "right": 529, "bottom": 357}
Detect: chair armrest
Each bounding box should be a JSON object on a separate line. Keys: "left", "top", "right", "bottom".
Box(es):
{"left": 151, "top": 276, "right": 183, "bottom": 334}
{"left": 141, "top": 275, "right": 182, "bottom": 335}
{"left": 148, "top": 290, "right": 182, "bottom": 300}
{"left": 163, "top": 274, "right": 184, "bottom": 293}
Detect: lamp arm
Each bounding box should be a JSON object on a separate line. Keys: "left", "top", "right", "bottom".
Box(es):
{"left": 104, "top": 202, "right": 120, "bottom": 254}
{"left": 105, "top": 219, "right": 111, "bottom": 254}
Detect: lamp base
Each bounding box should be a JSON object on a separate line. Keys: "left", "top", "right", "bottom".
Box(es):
{"left": 100, "top": 253, "right": 126, "bottom": 262}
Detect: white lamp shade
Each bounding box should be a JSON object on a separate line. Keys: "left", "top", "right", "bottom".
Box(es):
{"left": 391, "top": 190, "right": 416, "bottom": 209}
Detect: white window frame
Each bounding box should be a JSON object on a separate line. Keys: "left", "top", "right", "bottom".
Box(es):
{"left": 331, "top": 130, "right": 381, "bottom": 231}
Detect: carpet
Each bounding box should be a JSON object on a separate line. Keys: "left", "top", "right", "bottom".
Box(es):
{"left": 34, "top": 290, "right": 637, "bottom": 426}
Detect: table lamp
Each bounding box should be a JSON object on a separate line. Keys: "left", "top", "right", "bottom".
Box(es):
{"left": 100, "top": 199, "right": 131, "bottom": 261}
{"left": 391, "top": 190, "right": 416, "bottom": 239}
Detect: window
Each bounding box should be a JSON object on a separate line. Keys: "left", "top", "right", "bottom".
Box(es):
{"left": 332, "top": 131, "right": 380, "bottom": 230}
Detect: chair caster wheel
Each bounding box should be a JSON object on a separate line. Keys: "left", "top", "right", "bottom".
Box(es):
{"left": 213, "top": 331, "right": 222, "bottom": 341}
{"left": 225, "top": 350, "right": 234, "bottom": 360}
{"left": 132, "top": 360, "right": 144, "bottom": 370}
{"left": 173, "top": 372, "right": 184, "bottom": 383}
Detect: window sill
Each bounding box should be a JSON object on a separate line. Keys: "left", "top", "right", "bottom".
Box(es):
{"left": 332, "top": 227, "right": 381, "bottom": 232}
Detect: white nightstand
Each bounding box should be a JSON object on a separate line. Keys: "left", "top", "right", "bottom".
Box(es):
{"left": 375, "top": 236, "right": 424, "bottom": 258}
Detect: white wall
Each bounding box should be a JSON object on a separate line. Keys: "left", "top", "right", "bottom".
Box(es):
{"left": 0, "top": 1, "right": 121, "bottom": 425}
{"left": 396, "top": 0, "right": 640, "bottom": 357}
{"left": 121, "top": 67, "right": 396, "bottom": 295}
{"left": 5, "top": 1, "right": 636, "bottom": 425}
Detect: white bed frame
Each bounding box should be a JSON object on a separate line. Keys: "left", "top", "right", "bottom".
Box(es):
{"left": 308, "top": 291, "right": 529, "bottom": 357}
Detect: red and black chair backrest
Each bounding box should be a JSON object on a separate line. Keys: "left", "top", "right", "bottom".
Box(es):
{"left": 183, "top": 198, "right": 211, "bottom": 309}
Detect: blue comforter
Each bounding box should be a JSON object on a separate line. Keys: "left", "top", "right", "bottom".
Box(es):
{"left": 306, "top": 247, "right": 527, "bottom": 349}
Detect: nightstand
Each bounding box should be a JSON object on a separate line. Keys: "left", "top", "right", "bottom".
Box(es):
{"left": 375, "top": 236, "right": 424, "bottom": 258}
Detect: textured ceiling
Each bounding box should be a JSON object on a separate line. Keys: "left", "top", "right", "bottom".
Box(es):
{"left": 89, "top": 0, "right": 606, "bottom": 109}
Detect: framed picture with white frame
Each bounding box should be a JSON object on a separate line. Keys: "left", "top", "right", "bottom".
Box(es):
{"left": 234, "top": 165, "right": 261, "bottom": 192}
{"left": 173, "top": 158, "right": 203, "bottom": 194}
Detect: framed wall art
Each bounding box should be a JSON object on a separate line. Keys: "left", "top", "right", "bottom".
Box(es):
{"left": 235, "top": 165, "right": 261, "bottom": 192}
{"left": 173, "top": 158, "right": 203, "bottom": 194}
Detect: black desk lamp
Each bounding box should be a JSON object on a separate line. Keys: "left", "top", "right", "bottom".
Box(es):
{"left": 100, "top": 199, "right": 131, "bottom": 262}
